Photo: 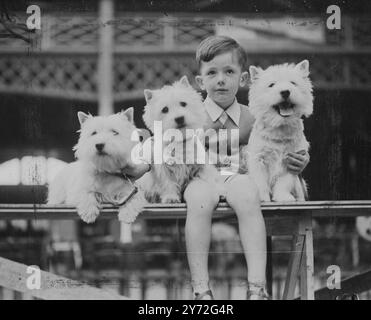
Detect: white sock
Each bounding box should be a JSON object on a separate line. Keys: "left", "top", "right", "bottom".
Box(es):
{"left": 192, "top": 280, "right": 210, "bottom": 294}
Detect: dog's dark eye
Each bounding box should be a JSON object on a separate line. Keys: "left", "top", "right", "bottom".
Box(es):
{"left": 180, "top": 101, "right": 187, "bottom": 107}
{"left": 291, "top": 81, "right": 297, "bottom": 86}
{"left": 162, "top": 106, "right": 169, "bottom": 113}
{"left": 91, "top": 131, "right": 97, "bottom": 136}
{"left": 112, "top": 129, "right": 119, "bottom": 135}
{"left": 268, "top": 83, "right": 275, "bottom": 88}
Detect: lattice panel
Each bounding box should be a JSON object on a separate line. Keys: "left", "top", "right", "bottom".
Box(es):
{"left": 350, "top": 56, "right": 371, "bottom": 85}
{"left": 0, "top": 53, "right": 370, "bottom": 101}
{"left": 48, "top": 16, "right": 99, "bottom": 48}
{"left": 0, "top": 55, "right": 97, "bottom": 99}
{"left": 174, "top": 19, "right": 214, "bottom": 46}
{"left": 352, "top": 18, "right": 371, "bottom": 47}
{"left": 114, "top": 55, "right": 199, "bottom": 99}
{"left": 114, "top": 19, "right": 163, "bottom": 47}
{"left": 1, "top": 14, "right": 371, "bottom": 51}
{"left": 325, "top": 28, "right": 346, "bottom": 46}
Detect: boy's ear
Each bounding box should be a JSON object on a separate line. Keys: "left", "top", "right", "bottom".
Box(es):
{"left": 239, "top": 71, "right": 249, "bottom": 88}
{"left": 179, "top": 75, "right": 191, "bottom": 87}
{"left": 77, "top": 111, "right": 90, "bottom": 126}
{"left": 121, "top": 107, "right": 134, "bottom": 123}
{"left": 249, "top": 66, "right": 262, "bottom": 82}
{"left": 144, "top": 89, "right": 154, "bottom": 103}
{"left": 195, "top": 75, "right": 205, "bottom": 90}
{"left": 295, "top": 59, "right": 310, "bottom": 77}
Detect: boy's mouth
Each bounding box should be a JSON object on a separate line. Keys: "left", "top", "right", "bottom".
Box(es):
{"left": 215, "top": 88, "right": 228, "bottom": 93}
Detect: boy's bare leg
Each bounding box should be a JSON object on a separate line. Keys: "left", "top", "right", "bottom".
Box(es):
{"left": 225, "top": 174, "right": 267, "bottom": 285}
{"left": 184, "top": 179, "right": 219, "bottom": 294}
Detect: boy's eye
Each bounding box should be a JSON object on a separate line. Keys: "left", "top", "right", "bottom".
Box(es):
{"left": 227, "top": 69, "right": 234, "bottom": 74}
{"left": 112, "top": 129, "right": 119, "bottom": 135}
{"left": 268, "top": 83, "right": 275, "bottom": 88}
{"left": 291, "top": 81, "right": 297, "bottom": 86}
{"left": 162, "top": 106, "right": 169, "bottom": 113}
{"left": 207, "top": 70, "right": 215, "bottom": 76}
{"left": 91, "top": 131, "right": 97, "bottom": 136}
{"left": 180, "top": 101, "right": 187, "bottom": 107}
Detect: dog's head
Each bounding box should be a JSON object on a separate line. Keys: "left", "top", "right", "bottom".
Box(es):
{"left": 142, "top": 76, "right": 206, "bottom": 137}
{"left": 248, "top": 60, "right": 313, "bottom": 127}
{"left": 74, "top": 108, "right": 138, "bottom": 172}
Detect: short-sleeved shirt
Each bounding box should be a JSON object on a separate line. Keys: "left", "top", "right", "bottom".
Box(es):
{"left": 203, "top": 96, "right": 255, "bottom": 176}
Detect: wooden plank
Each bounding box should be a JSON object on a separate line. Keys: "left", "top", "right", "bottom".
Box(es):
{"left": 314, "top": 270, "right": 371, "bottom": 300}
{"left": 282, "top": 235, "right": 304, "bottom": 300}
{"left": 0, "top": 257, "right": 128, "bottom": 300}
{"left": 1, "top": 201, "right": 371, "bottom": 220}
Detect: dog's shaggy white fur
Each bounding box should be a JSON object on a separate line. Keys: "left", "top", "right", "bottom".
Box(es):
{"left": 138, "top": 76, "right": 219, "bottom": 203}
{"left": 242, "top": 60, "right": 313, "bottom": 202}
{"left": 47, "top": 109, "right": 147, "bottom": 223}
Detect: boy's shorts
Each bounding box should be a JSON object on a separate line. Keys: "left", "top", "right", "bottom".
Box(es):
{"left": 217, "top": 171, "right": 240, "bottom": 202}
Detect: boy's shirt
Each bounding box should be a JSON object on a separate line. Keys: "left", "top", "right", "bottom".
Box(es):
{"left": 203, "top": 96, "right": 255, "bottom": 175}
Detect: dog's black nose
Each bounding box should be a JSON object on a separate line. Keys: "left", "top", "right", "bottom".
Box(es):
{"left": 280, "top": 90, "right": 290, "bottom": 99}
{"left": 95, "top": 143, "right": 105, "bottom": 152}
{"left": 175, "top": 116, "right": 185, "bottom": 126}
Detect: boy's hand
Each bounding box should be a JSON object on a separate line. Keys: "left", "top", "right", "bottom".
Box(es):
{"left": 285, "top": 150, "right": 310, "bottom": 175}
{"left": 122, "top": 163, "right": 150, "bottom": 180}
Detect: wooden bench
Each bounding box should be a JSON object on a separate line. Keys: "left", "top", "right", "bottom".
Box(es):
{"left": 1, "top": 200, "right": 371, "bottom": 300}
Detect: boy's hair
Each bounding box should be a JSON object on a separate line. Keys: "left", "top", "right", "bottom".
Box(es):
{"left": 196, "top": 35, "right": 247, "bottom": 70}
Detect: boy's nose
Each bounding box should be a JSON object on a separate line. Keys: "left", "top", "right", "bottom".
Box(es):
{"left": 217, "top": 73, "right": 225, "bottom": 83}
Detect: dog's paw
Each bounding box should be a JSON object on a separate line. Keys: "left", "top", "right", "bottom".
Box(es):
{"left": 272, "top": 193, "right": 296, "bottom": 202}
{"left": 259, "top": 192, "right": 271, "bottom": 202}
{"left": 119, "top": 211, "right": 137, "bottom": 224}
{"left": 77, "top": 205, "right": 100, "bottom": 223}
{"left": 161, "top": 194, "right": 181, "bottom": 203}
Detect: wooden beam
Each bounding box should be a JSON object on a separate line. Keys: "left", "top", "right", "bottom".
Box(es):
{"left": 1, "top": 201, "right": 371, "bottom": 220}
{"left": 313, "top": 270, "right": 371, "bottom": 300}
{"left": 0, "top": 257, "right": 128, "bottom": 300}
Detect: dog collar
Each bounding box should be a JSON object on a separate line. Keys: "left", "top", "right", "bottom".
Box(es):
{"left": 94, "top": 170, "right": 139, "bottom": 206}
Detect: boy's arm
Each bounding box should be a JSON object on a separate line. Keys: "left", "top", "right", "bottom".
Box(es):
{"left": 286, "top": 150, "right": 310, "bottom": 175}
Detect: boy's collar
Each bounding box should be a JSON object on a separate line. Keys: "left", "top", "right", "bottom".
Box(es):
{"left": 204, "top": 96, "right": 241, "bottom": 127}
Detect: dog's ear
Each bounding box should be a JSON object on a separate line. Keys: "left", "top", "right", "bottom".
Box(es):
{"left": 121, "top": 107, "right": 134, "bottom": 124}
{"left": 77, "top": 112, "right": 90, "bottom": 126}
{"left": 249, "top": 66, "right": 262, "bottom": 82}
{"left": 144, "top": 89, "right": 154, "bottom": 103}
{"left": 295, "top": 60, "right": 310, "bottom": 76}
{"left": 179, "top": 75, "right": 191, "bottom": 87}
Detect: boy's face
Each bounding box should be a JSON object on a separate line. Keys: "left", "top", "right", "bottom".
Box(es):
{"left": 196, "top": 51, "right": 248, "bottom": 109}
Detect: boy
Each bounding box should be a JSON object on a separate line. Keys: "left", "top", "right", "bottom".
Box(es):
{"left": 184, "top": 36, "right": 309, "bottom": 300}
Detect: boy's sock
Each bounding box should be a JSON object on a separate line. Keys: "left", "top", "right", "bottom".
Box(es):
{"left": 192, "top": 280, "right": 211, "bottom": 294}
{"left": 247, "top": 281, "right": 270, "bottom": 300}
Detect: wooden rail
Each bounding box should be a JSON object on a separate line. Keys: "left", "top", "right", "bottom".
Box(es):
{"left": 1, "top": 201, "right": 371, "bottom": 220}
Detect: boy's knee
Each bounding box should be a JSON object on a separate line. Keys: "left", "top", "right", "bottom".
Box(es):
{"left": 226, "top": 175, "right": 260, "bottom": 205}
{"left": 184, "top": 180, "right": 219, "bottom": 213}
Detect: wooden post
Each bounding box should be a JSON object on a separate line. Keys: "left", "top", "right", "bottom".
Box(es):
{"left": 98, "top": 0, "right": 114, "bottom": 116}
{"left": 266, "top": 236, "right": 273, "bottom": 297}
{"left": 299, "top": 213, "right": 315, "bottom": 300}
{"left": 282, "top": 234, "right": 304, "bottom": 300}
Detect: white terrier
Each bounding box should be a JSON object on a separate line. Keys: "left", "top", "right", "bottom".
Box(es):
{"left": 138, "top": 76, "right": 219, "bottom": 203}
{"left": 243, "top": 60, "right": 313, "bottom": 202}
{"left": 48, "top": 109, "right": 147, "bottom": 223}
